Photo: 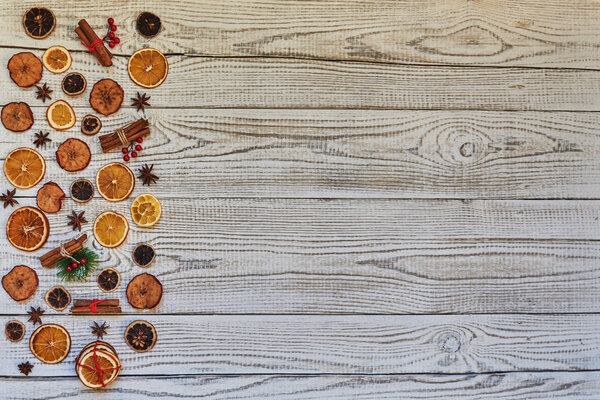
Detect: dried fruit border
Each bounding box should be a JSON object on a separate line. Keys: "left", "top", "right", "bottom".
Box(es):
{"left": 2, "top": 10, "right": 166, "bottom": 388}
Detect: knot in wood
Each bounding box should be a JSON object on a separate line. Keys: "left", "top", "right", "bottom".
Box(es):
{"left": 438, "top": 333, "right": 461, "bottom": 353}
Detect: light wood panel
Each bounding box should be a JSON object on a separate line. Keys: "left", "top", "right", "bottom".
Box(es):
{"left": 1, "top": 48, "right": 599, "bottom": 111}
{"left": 2, "top": 0, "right": 600, "bottom": 68}
{"left": 4, "top": 108, "right": 600, "bottom": 199}
{"left": 2, "top": 315, "right": 600, "bottom": 376}
{"left": 2, "top": 372, "right": 600, "bottom": 399}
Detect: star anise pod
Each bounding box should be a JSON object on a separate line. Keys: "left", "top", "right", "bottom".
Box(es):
{"left": 27, "top": 307, "right": 44, "bottom": 326}
{"left": 67, "top": 210, "right": 87, "bottom": 231}
{"left": 131, "top": 92, "right": 151, "bottom": 112}
{"left": 91, "top": 321, "right": 109, "bottom": 339}
{"left": 137, "top": 164, "right": 159, "bottom": 186}
{"left": 35, "top": 83, "right": 52, "bottom": 103}
{"left": 0, "top": 188, "right": 18, "bottom": 208}
{"left": 18, "top": 361, "right": 33, "bottom": 376}
{"left": 33, "top": 131, "right": 51, "bottom": 148}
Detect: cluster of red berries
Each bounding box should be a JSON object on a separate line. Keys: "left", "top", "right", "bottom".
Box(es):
{"left": 104, "top": 18, "right": 120, "bottom": 48}
{"left": 122, "top": 137, "right": 144, "bottom": 162}
{"left": 66, "top": 258, "right": 87, "bottom": 272}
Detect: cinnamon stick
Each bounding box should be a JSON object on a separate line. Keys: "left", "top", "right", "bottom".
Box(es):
{"left": 99, "top": 119, "right": 150, "bottom": 152}
{"left": 76, "top": 19, "right": 112, "bottom": 66}
{"left": 73, "top": 299, "right": 120, "bottom": 307}
{"left": 70, "top": 299, "right": 121, "bottom": 314}
{"left": 70, "top": 306, "right": 122, "bottom": 315}
{"left": 39, "top": 234, "right": 87, "bottom": 268}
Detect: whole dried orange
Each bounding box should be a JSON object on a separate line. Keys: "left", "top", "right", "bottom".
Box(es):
{"left": 96, "top": 162, "right": 135, "bottom": 202}
{"left": 42, "top": 45, "right": 71, "bottom": 74}
{"left": 93, "top": 211, "right": 129, "bottom": 248}
{"left": 46, "top": 100, "right": 76, "bottom": 130}
{"left": 130, "top": 193, "right": 161, "bottom": 227}
{"left": 29, "top": 324, "right": 71, "bottom": 364}
{"left": 127, "top": 48, "right": 168, "bottom": 88}
{"left": 4, "top": 147, "right": 45, "bottom": 189}
{"left": 6, "top": 206, "right": 49, "bottom": 252}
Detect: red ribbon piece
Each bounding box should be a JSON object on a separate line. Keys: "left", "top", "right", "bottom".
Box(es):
{"left": 75, "top": 298, "right": 107, "bottom": 314}
{"left": 81, "top": 38, "right": 103, "bottom": 54}
{"left": 76, "top": 339, "right": 121, "bottom": 387}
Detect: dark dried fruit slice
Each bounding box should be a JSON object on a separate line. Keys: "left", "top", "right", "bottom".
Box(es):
{"left": 23, "top": 8, "right": 55, "bottom": 39}
{"left": 62, "top": 72, "right": 86, "bottom": 96}
{"left": 6, "top": 320, "right": 25, "bottom": 342}
{"left": 97, "top": 268, "right": 120, "bottom": 293}
{"left": 44, "top": 286, "right": 71, "bottom": 311}
{"left": 89, "top": 79, "right": 124, "bottom": 116}
{"left": 125, "top": 320, "right": 157, "bottom": 352}
{"left": 126, "top": 273, "right": 163, "bottom": 309}
{"left": 81, "top": 115, "right": 101, "bottom": 135}
{"left": 36, "top": 182, "right": 65, "bottom": 213}
{"left": 133, "top": 243, "right": 155, "bottom": 268}
{"left": 2, "top": 265, "right": 38, "bottom": 302}
{"left": 56, "top": 138, "right": 91, "bottom": 172}
{"left": 7, "top": 52, "right": 43, "bottom": 87}
{"left": 1, "top": 102, "right": 34, "bottom": 132}
{"left": 70, "top": 179, "right": 94, "bottom": 203}
{"left": 136, "top": 12, "right": 161, "bottom": 38}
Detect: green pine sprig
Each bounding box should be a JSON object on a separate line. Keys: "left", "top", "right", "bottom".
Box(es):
{"left": 56, "top": 248, "right": 99, "bottom": 282}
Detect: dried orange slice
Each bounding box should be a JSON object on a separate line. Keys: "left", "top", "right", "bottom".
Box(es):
{"left": 94, "top": 211, "right": 129, "bottom": 248}
{"left": 76, "top": 347, "right": 120, "bottom": 389}
{"left": 29, "top": 324, "right": 71, "bottom": 364}
{"left": 130, "top": 193, "right": 161, "bottom": 227}
{"left": 4, "top": 147, "right": 45, "bottom": 189}
{"left": 6, "top": 206, "right": 49, "bottom": 252}
{"left": 46, "top": 100, "right": 76, "bottom": 130}
{"left": 42, "top": 45, "right": 71, "bottom": 74}
{"left": 127, "top": 48, "right": 168, "bottom": 88}
{"left": 96, "top": 162, "right": 135, "bottom": 202}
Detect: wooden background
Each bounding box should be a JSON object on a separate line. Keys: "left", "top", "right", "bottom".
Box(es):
{"left": 1, "top": 0, "right": 599, "bottom": 398}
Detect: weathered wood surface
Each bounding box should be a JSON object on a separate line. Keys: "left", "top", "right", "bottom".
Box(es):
{"left": 2, "top": 315, "right": 600, "bottom": 376}
{"left": 2, "top": 0, "right": 600, "bottom": 69}
{"left": 4, "top": 108, "right": 600, "bottom": 199}
{"left": 2, "top": 372, "right": 600, "bottom": 400}
{"left": 1, "top": 48, "right": 599, "bottom": 111}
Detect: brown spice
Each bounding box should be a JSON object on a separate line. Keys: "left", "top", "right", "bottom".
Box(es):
{"left": 36, "top": 182, "right": 65, "bottom": 213}
{"left": 2, "top": 265, "right": 38, "bottom": 302}
{"left": 0, "top": 188, "right": 18, "bottom": 208}
{"left": 126, "top": 273, "right": 163, "bottom": 309}
{"left": 56, "top": 138, "right": 91, "bottom": 172}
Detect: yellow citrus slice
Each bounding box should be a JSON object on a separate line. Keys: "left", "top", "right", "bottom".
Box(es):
{"left": 42, "top": 45, "right": 71, "bottom": 73}
{"left": 6, "top": 206, "right": 49, "bottom": 252}
{"left": 127, "top": 48, "right": 168, "bottom": 88}
{"left": 29, "top": 324, "right": 71, "bottom": 364}
{"left": 94, "top": 211, "right": 129, "bottom": 248}
{"left": 46, "top": 100, "right": 76, "bottom": 130}
{"left": 4, "top": 147, "right": 45, "bottom": 189}
{"left": 130, "top": 193, "right": 161, "bottom": 227}
{"left": 76, "top": 348, "right": 120, "bottom": 389}
{"left": 96, "top": 162, "right": 135, "bottom": 202}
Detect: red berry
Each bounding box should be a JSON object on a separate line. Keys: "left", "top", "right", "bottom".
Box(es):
{"left": 80, "top": 258, "right": 87, "bottom": 264}
{"left": 114, "top": 37, "right": 120, "bottom": 44}
{"left": 123, "top": 155, "right": 130, "bottom": 162}
{"left": 131, "top": 151, "right": 138, "bottom": 158}
{"left": 122, "top": 147, "right": 129, "bottom": 154}
{"left": 71, "top": 262, "right": 78, "bottom": 269}
{"left": 66, "top": 266, "right": 72, "bottom": 272}
{"left": 135, "top": 145, "right": 142, "bottom": 151}
{"left": 108, "top": 32, "right": 115, "bottom": 39}
{"left": 107, "top": 18, "right": 114, "bottom": 25}
{"left": 110, "top": 25, "right": 117, "bottom": 31}
{"left": 109, "top": 41, "right": 116, "bottom": 48}
{"left": 136, "top": 137, "right": 143, "bottom": 143}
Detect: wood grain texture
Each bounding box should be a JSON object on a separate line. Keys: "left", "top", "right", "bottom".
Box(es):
{"left": 1, "top": 48, "right": 599, "bottom": 111}
{"left": 1, "top": 315, "right": 600, "bottom": 376}
{"left": 1, "top": 198, "right": 600, "bottom": 314}
{"left": 2, "top": 0, "right": 600, "bottom": 68}
{"left": 4, "top": 108, "right": 600, "bottom": 199}
{"left": 2, "top": 372, "right": 600, "bottom": 399}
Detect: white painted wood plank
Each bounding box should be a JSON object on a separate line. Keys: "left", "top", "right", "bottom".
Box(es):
{"left": 2, "top": 372, "right": 600, "bottom": 399}
{"left": 0, "top": 48, "right": 598, "bottom": 111}
{"left": 1, "top": 315, "right": 599, "bottom": 376}
{"left": 1, "top": 0, "right": 599, "bottom": 68}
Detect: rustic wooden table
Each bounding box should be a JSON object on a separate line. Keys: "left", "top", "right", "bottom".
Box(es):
{"left": 1, "top": 0, "right": 599, "bottom": 398}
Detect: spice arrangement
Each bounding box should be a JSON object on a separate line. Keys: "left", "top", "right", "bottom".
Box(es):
{"left": 3, "top": 8, "right": 166, "bottom": 388}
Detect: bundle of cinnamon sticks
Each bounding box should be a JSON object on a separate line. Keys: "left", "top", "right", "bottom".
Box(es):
{"left": 75, "top": 19, "right": 112, "bottom": 67}
{"left": 70, "top": 299, "right": 121, "bottom": 314}
{"left": 40, "top": 234, "right": 87, "bottom": 268}
{"left": 99, "top": 118, "right": 150, "bottom": 152}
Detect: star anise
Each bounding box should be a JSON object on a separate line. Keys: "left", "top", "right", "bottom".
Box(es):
{"left": 27, "top": 307, "right": 44, "bottom": 326}
{"left": 131, "top": 92, "right": 151, "bottom": 112}
{"left": 91, "top": 321, "right": 109, "bottom": 338}
{"left": 18, "top": 361, "right": 33, "bottom": 376}
{"left": 137, "top": 164, "right": 159, "bottom": 186}
{"left": 0, "top": 188, "right": 18, "bottom": 208}
{"left": 67, "top": 210, "right": 87, "bottom": 231}
{"left": 33, "top": 131, "right": 51, "bottom": 148}
{"left": 35, "top": 83, "right": 52, "bottom": 102}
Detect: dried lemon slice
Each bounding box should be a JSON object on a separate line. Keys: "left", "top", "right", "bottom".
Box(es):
{"left": 130, "top": 193, "right": 161, "bottom": 227}
{"left": 46, "top": 100, "right": 76, "bottom": 130}
{"left": 42, "top": 45, "right": 71, "bottom": 74}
